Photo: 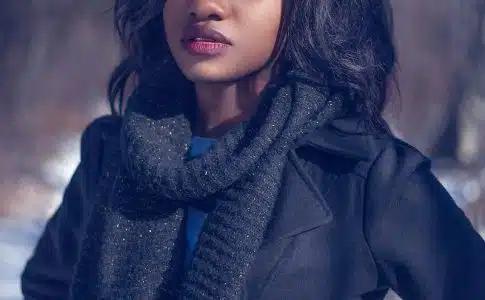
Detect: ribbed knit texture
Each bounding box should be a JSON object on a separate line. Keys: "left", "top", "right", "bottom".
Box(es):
{"left": 184, "top": 136, "right": 215, "bottom": 270}
{"left": 70, "top": 69, "right": 345, "bottom": 299}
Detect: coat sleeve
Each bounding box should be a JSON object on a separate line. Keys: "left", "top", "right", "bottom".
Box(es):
{"left": 20, "top": 116, "right": 117, "bottom": 299}
{"left": 366, "top": 153, "right": 485, "bottom": 299}
{"left": 20, "top": 166, "right": 85, "bottom": 299}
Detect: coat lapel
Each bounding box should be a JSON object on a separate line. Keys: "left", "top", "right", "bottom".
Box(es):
{"left": 263, "top": 117, "right": 379, "bottom": 244}
{"left": 262, "top": 150, "right": 334, "bottom": 244}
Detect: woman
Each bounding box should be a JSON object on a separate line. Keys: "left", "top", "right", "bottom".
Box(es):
{"left": 21, "top": 0, "right": 485, "bottom": 299}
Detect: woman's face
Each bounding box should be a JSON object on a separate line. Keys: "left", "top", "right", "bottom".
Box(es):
{"left": 163, "top": 0, "right": 282, "bottom": 83}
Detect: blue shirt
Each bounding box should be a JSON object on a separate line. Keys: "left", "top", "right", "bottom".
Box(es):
{"left": 184, "top": 136, "right": 216, "bottom": 269}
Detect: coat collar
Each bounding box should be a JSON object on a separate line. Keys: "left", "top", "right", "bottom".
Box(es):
{"left": 263, "top": 117, "right": 390, "bottom": 244}
{"left": 297, "top": 116, "right": 391, "bottom": 161}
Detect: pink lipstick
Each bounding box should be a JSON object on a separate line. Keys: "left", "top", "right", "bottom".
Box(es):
{"left": 183, "top": 39, "right": 230, "bottom": 55}
{"left": 181, "top": 25, "right": 232, "bottom": 56}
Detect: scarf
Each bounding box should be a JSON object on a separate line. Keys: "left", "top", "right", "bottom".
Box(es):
{"left": 70, "top": 69, "right": 345, "bottom": 299}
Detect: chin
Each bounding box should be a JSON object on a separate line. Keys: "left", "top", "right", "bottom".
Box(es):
{"left": 181, "top": 63, "right": 242, "bottom": 84}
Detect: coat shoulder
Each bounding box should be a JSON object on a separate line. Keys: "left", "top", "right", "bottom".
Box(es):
{"left": 78, "top": 115, "right": 122, "bottom": 195}
{"left": 80, "top": 115, "right": 122, "bottom": 156}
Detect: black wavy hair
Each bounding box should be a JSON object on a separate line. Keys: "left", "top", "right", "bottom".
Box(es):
{"left": 107, "top": 0, "right": 396, "bottom": 129}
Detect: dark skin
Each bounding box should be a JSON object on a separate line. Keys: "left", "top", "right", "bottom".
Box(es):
{"left": 163, "top": 0, "right": 282, "bottom": 138}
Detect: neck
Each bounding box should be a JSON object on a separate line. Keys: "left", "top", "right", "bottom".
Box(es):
{"left": 193, "top": 68, "right": 273, "bottom": 138}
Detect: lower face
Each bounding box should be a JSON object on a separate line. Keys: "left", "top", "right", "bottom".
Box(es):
{"left": 163, "top": 0, "right": 283, "bottom": 84}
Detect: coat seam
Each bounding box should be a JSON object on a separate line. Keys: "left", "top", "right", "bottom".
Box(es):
{"left": 360, "top": 143, "right": 390, "bottom": 292}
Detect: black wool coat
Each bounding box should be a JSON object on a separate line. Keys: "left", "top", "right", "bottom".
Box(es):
{"left": 21, "top": 115, "right": 485, "bottom": 299}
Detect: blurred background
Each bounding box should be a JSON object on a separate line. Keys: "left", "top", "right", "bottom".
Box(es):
{"left": 0, "top": 1, "right": 484, "bottom": 299}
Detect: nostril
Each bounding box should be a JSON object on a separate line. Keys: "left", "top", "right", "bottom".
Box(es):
{"left": 207, "top": 14, "right": 222, "bottom": 21}
{"left": 188, "top": 11, "right": 222, "bottom": 22}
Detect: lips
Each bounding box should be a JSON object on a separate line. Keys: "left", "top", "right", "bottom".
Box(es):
{"left": 181, "top": 25, "right": 232, "bottom": 45}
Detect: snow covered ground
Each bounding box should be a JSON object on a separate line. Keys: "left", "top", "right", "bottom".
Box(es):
{"left": 0, "top": 218, "right": 45, "bottom": 299}
{"left": 0, "top": 133, "right": 80, "bottom": 299}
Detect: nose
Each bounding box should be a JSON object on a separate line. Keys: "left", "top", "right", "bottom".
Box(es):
{"left": 187, "top": 0, "right": 229, "bottom": 22}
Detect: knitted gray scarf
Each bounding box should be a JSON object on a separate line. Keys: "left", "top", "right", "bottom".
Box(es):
{"left": 70, "top": 70, "right": 344, "bottom": 299}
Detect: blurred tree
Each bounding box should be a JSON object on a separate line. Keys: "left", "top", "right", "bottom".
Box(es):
{"left": 430, "top": 0, "right": 485, "bottom": 160}
{"left": 387, "top": 0, "right": 485, "bottom": 157}
{"left": 0, "top": 0, "right": 118, "bottom": 215}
